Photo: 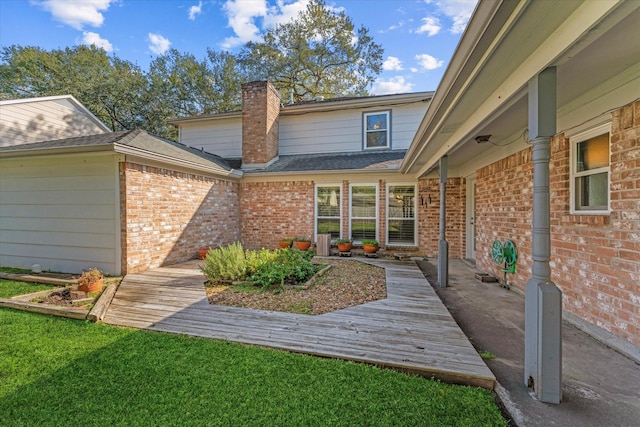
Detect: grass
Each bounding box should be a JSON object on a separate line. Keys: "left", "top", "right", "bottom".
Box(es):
{"left": 480, "top": 351, "right": 497, "bottom": 360}
{"left": 0, "top": 279, "right": 55, "bottom": 298}
{"left": 0, "top": 308, "right": 506, "bottom": 426}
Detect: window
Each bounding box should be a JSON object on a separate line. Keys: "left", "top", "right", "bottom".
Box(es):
{"left": 316, "top": 186, "right": 341, "bottom": 240}
{"left": 571, "top": 124, "right": 610, "bottom": 213}
{"left": 350, "top": 185, "right": 377, "bottom": 242}
{"left": 387, "top": 185, "right": 416, "bottom": 245}
{"left": 364, "top": 111, "right": 390, "bottom": 149}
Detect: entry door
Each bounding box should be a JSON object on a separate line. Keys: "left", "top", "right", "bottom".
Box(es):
{"left": 466, "top": 177, "right": 477, "bottom": 260}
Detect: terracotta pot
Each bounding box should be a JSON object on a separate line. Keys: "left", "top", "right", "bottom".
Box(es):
{"left": 198, "top": 247, "right": 209, "bottom": 259}
{"left": 296, "top": 241, "right": 312, "bottom": 251}
{"left": 79, "top": 278, "right": 103, "bottom": 293}
{"left": 337, "top": 242, "right": 352, "bottom": 252}
{"left": 279, "top": 241, "right": 292, "bottom": 249}
{"left": 363, "top": 243, "right": 379, "bottom": 254}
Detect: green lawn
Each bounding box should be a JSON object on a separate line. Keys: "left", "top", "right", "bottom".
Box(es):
{"left": 0, "top": 279, "right": 54, "bottom": 298}
{"left": 0, "top": 309, "right": 505, "bottom": 426}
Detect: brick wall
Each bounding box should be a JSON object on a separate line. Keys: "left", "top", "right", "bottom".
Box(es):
{"left": 239, "top": 180, "right": 315, "bottom": 250}
{"left": 417, "top": 177, "right": 466, "bottom": 258}
{"left": 241, "top": 81, "right": 281, "bottom": 167}
{"left": 120, "top": 162, "right": 240, "bottom": 274}
{"left": 475, "top": 100, "right": 639, "bottom": 347}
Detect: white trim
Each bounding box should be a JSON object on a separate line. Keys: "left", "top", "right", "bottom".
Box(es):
{"left": 348, "top": 183, "right": 379, "bottom": 243}
{"left": 386, "top": 183, "right": 417, "bottom": 246}
{"left": 569, "top": 122, "right": 611, "bottom": 215}
{"left": 363, "top": 110, "right": 391, "bottom": 150}
{"left": 314, "top": 183, "right": 342, "bottom": 242}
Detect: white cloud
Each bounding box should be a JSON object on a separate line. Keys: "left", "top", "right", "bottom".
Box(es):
{"left": 371, "top": 76, "right": 414, "bottom": 95}
{"left": 221, "top": 0, "right": 268, "bottom": 49}
{"left": 188, "top": 1, "right": 203, "bottom": 20}
{"left": 33, "top": 0, "right": 113, "bottom": 30}
{"left": 80, "top": 31, "right": 113, "bottom": 51}
{"left": 221, "top": 0, "right": 314, "bottom": 49}
{"left": 415, "top": 53, "right": 444, "bottom": 71}
{"left": 383, "top": 56, "right": 403, "bottom": 71}
{"left": 425, "top": 0, "right": 476, "bottom": 34}
{"left": 415, "top": 16, "right": 440, "bottom": 36}
{"left": 148, "top": 33, "right": 171, "bottom": 55}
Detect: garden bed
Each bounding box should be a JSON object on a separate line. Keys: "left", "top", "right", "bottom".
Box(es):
{"left": 206, "top": 258, "right": 386, "bottom": 315}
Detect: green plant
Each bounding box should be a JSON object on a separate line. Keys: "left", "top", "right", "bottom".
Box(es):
{"left": 479, "top": 351, "right": 496, "bottom": 360}
{"left": 279, "top": 238, "right": 293, "bottom": 243}
{"left": 77, "top": 268, "right": 103, "bottom": 286}
{"left": 200, "top": 242, "right": 247, "bottom": 284}
{"left": 362, "top": 239, "right": 378, "bottom": 245}
{"left": 336, "top": 238, "right": 352, "bottom": 244}
{"left": 294, "top": 236, "right": 311, "bottom": 242}
{"left": 249, "top": 248, "right": 315, "bottom": 288}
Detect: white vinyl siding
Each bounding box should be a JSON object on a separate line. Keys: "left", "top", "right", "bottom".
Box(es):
{"left": 178, "top": 118, "right": 243, "bottom": 158}
{"left": 0, "top": 155, "right": 119, "bottom": 275}
{"left": 279, "top": 102, "right": 427, "bottom": 155}
{"left": 0, "top": 98, "right": 108, "bottom": 147}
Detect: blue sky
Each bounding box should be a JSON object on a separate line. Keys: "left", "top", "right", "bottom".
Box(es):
{"left": 0, "top": 0, "right": 478, "bottom": 94}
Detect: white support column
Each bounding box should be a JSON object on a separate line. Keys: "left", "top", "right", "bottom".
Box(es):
{"left": 524, "top": 67, "right": 562, "bottom": 404}
{"left": 437, "top": 155, "right": 448, "bottom": 288}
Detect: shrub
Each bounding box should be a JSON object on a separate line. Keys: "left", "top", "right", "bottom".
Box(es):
{"left": 361, "top": 239, "right": 378, "bottom": 245}
{"left": 200, "top": 242, "right": 247, "bottom": 284}
{"left": 249, "top": 248, "right": 315, "bottom": 288}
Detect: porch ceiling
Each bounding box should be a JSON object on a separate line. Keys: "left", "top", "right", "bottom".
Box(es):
{"left": 403, "top": 0, "right": 640, "bottom": 177}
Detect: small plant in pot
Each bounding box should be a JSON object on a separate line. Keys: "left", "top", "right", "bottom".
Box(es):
{"left": 279, "top": 238, "right": 293, "bottom": 249}
{"left": 77, "top": 268, "right": 104, "bottom": 293}
{"left": 362, "top": 239, "right": 379, "bottom": 254}
{"left": 294, "top": 236, "right": 312, "bottom": 251}
{"left": 336, "top": 238, "right": 353, "bottom": 252}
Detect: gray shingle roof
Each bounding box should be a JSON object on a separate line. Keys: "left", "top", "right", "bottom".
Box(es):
{"left": 247, "top": 150, "right": 407, "bottom": 173}
{"left": 0, "top": 129, "right": 235, "bottom": 173}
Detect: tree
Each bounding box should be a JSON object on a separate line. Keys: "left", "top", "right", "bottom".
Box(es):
{"left": 238, "top": 0, "right": 383, "bottom": 102}
{"left": 0, "top": 45, "right": 149, "bottom": 133}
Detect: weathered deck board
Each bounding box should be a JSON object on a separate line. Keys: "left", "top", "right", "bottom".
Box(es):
{"left": 104, "top": 259, "right": 495, "bottom": 389}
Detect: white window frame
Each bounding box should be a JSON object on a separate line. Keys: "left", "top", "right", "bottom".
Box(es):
{"left": 363, "top": 110, "right": 391, "bottom": 150}
{"left": 315, "top": 184, "right": 342, "bottom": 241}
{"left": 349, "top": 183, "right": 378, "bottom": 243}
{"left": 386, "top": 183, "right": 417, "bottom": 246}
{"left": 569, "top": 122, "right": 611, "bottom": 214}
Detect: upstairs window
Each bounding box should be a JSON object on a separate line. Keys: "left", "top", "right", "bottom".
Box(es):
{"left": 364, "top": 111, "right": 390, "bottom": 149}
{"left": 570, "top": 124, "right": 610, "bottom": 213}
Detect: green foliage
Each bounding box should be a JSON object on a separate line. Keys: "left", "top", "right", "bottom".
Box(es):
{"left": 200, "top": 242, "right": 247, "bottom": 284}
{"left": 249, "top": 248, "right": 315, "bottom": 288}
{"left": 479, "top": 351, "right": 496, "bottom": 360}
{"left": 336, "top": 238, "right": 352, "bottom": 244}
{"left": 0, "top": 309, "right": 506, "bottom": 426}
{"left": 362, "top": 239, "right": 378, "bottom": 245}
{"left": 237, "top": 0, "right": 383, "bottom": 101}
{"left": 294, "top": 236, "right": 311, "bottom": 242}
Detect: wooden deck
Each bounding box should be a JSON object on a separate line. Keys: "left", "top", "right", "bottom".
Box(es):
{"left": 103, "top": 258, "right": 495, "bottom": 389}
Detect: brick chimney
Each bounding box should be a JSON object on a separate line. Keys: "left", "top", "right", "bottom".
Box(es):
{"left": 241, "top": 81, "right": 281, "bottom": 169}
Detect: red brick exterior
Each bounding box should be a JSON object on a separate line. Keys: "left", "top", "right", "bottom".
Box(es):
{"left": 474, "top": 101, "right": 640, "bottom": 347}
{"left": 239, "top": 180, "right": 315, "bottom": 249}
{"left": 120, "top": 162, "right": 240, "bottom": 274}
{"left": 241, "top": 81, "right": 281, "bottom": 167}
{"left": 417, "top": 177, "right": 466, "bottom": 258}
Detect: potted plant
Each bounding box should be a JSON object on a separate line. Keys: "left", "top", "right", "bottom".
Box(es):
{"left": 198, "top": 247, "right": 210, "bottom": 259}
{"left": 77, "top": 268, "right": 104, "bottom": 293}
{"left": 362, "top": 239, "right": 379, "bottom": 254}
{"left": 336, "top": 238, "right": 352, "bottom": 252}
{"left": 279, "top": 238, "right": 293, "bottom": 249}
{"left": 294, "top": 236, "right": 312, "bottom": 251}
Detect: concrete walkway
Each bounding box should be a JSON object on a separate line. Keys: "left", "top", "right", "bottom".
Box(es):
{"left": 417, "top": 258, "right": 640, "bottom": 427}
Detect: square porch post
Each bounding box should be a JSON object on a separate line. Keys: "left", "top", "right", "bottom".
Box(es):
{"left": 437, "top": 155, "right": 448, "bottom": 288}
